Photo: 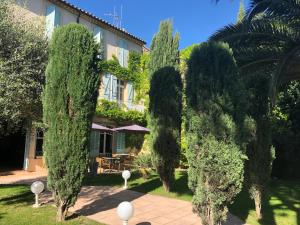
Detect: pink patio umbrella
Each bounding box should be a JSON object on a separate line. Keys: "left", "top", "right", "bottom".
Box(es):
{"left": 112, "top": 124, "right": 150, "bottom": 133}
{"left": 92, "top": 123, "right": 112, "bottom": 132}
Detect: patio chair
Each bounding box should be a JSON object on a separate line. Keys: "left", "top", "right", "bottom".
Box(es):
{"left": 120, "top": 154, "right": 135, "bottom": 170}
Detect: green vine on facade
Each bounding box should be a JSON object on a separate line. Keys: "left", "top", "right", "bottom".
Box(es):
{"left": 95, "top": 99, "right": 147, "bottom": 125}
{"left": 100, "top": 51, "right": 142, "bottom": 85}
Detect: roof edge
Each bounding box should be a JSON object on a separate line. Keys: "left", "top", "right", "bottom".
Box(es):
{"left": 50, "top": 0, "right": 146, "bottom": 45}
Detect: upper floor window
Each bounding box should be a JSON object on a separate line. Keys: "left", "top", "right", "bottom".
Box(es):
{"left": 118, "top": 39, "right": 129, "bottom": 68}
{"left": 103, "top": 74, "right": 126, "bottom": 103}
{"left": 117, "top": 80, "right": 125, "bottom": 102}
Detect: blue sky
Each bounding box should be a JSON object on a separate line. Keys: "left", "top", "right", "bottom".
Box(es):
{"left": 67, "top": 0, "right": 250, "bottom": 49}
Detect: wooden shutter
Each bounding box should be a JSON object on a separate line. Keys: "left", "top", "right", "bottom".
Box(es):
{"left": 127, "top": 82, "right": 134, "bottom": 105}
{"left": 116, "top": 132, "right": 125, "bottom": 153}
{"left": 90, "top": 130, "right": 100, "bottom": 157}
{"left": 103, "top": 74, "right": 111, "bottom": 99}
{"left": 111, "top": 75, "right": 118, "bottom": 100}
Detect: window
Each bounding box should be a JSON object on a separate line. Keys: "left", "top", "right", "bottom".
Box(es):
{"left": 117, "top": 79, "right": 125, "bottom": 102}
{"left": 35, "top": 129, "right": 43, "bottom": 157}
{"left": 90, "top": 131, "right": 112, "bottom": 157}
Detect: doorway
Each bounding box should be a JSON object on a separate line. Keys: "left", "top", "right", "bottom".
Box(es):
{"left": 0, "top": 130, "right": 26, "bottom": 172}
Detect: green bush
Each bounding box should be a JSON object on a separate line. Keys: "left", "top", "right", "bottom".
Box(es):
{"left": 133, "top": 153, "right": 153, "bottom": 169}
{"left": 185, "top": 42, "right": 247, "bottom": 225}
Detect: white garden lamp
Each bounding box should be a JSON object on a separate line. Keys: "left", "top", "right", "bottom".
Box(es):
{"left": 122, "top": 170, "right": 131, "bottom": 189}
{"left": 31, "top": 181, "right": 44, "bottom": 208}
{"left": 117, "top": 201, "right": 134, "bottom": 225}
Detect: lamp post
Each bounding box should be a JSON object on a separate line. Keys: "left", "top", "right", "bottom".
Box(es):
{"left": 117, "top": 201, "right": 134, "bottom": 225}
{"left": 31, "top": 181, "right": 44, "bottom": 208}
{"left": 122, "top": 170, "right": 131, "bottom": 189}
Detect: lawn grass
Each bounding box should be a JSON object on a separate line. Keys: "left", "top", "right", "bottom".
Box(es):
{"left": 0, "top": 184, "right": 104, "bottom": 225}
{"left": 84, "top": 170, "right": 300, "bottom": 225}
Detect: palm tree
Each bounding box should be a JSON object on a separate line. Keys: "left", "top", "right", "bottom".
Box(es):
{"left": 211, "top": 0, "right": 300, "bottom": 100}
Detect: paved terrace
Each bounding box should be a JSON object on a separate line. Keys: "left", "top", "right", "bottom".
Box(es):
{"left": 0, "top": 171, "right": 247, "bottom": 225}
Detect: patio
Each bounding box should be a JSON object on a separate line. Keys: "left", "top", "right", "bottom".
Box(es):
{"left": 0, "top": 172, "right": 246, "bottom": 225}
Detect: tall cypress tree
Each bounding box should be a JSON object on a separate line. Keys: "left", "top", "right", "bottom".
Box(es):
{"left": 149, "top": 20, "right": 179, "bottom": 75}
{"left": 185, "top": 42, "right": 247, "bottom": 225}
{"left": 43, "top": 23, "right": 100, "bottom": 221}
{"left": 244, "top": 73, "right": 275, "bottom": 219}
{"left": 149, "top": 67, "right": 182, "bottom": 192}
{"left": 149, "top": 20, "right": 182, "bottom": 192}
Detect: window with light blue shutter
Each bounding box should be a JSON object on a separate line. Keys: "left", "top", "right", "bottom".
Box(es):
{"left": 116, "top": 133, "right": 125, "bottom": 153}
{"left": 54, "top": 7, "right": 61, "bottom": 27}
{"left": 90, "top": 130, "right": 100, "bottom": 157}
{"left": 123, "top": 41, "right": 129, "bottom": 68}
{"left": 103, "top": 74, "right": 111, "bottom": 99}
{"left": 111, "top": 75, "right": 118, "bottom": 100}
{"left": 118, "top": 39, "right": 125, "bottom": 67}
{"left": 93, "top": 26, "right": 101, "bottom": 43}
{"left": 45, "top": 4, "right": 61, "bottom": 38}
{"left": 45, "top": 4, "right": 55, "bottom": 38}
{"left": 127, "top": 82, "right": 134, "bottom": 105}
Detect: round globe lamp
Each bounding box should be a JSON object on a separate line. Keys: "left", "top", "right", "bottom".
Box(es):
{"left": 117, "top": 201, "right": 134, "bottom": 225}
{"left": 122, "top": 170, "right": 131, "bottom": 189}
{"left": 31, "top": 181, "right": 44, "bottom": 208}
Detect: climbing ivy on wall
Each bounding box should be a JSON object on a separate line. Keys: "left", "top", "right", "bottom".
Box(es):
{"left": 100, "top": 51, "right": 142, "bottom": 85}
{"left": 95, "top": 99, "right": 147, "bottom": 125}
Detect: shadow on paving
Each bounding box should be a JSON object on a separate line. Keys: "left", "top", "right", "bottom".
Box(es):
{"left": 74, "top": 188, "right": 146, "bottom": 216}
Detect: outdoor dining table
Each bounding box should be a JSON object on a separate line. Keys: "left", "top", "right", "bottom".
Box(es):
{"left": 101, "top": 157, "right": 121, "bottom": 173}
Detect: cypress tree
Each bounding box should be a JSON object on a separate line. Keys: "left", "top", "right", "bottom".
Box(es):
{"left": 43, "top": 23, "right": 100, "bottom": 221}
{"left": 149, "top": 20, "right": 182, "bottom": 192}
{"left": 244, "top": 73, "right": 275, "bottom": 218}
{"left": 149, "top": 20, "right": 179, "bottom": 75}
{"left": 149, "top": 67, "right": 182, "bottom": 192}
{"left": 185, "top": 42, "right": 247, "bottom": 225}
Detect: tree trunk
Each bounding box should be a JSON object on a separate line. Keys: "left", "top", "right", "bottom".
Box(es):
{"left": 254, "top": 192, "right": 262, "bottom": 219}
{"left": 57, "top": 201, "right": 68, "bottom": 221}
{"left": 162, "top": 180, "right": 170, "bottom": 192}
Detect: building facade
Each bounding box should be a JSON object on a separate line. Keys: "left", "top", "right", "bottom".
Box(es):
{"left": 15, "top": 0, "right": 147, "bottom": 171}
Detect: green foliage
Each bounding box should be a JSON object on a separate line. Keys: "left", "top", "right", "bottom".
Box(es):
{"left": 148, "top": 20, "right": 181, "bottom": 192}
{"left": 244, "top": 73, "right": 276, "bottom": 218}
{"left": 211, "top": 0, "right": 300, "bottom": 101}
{"left": 0, "top": 0, "right": 48, "bottom": 134}
{"left": 100, "top": 51, "right": 149, "bottom": 104}
{"left": 43, "top": 23, "right": 100, "bottom": 221}
{"left": 100, "top": 55, "right": 132, "bottom": 81}
{"left": 271, "top": 81, "right": 300, "bottom": 179}
{"left": 125, "top": 133, "right": 145, "bottom": 151}
{"left": 133, "top": 153, "right": 153, "bottom": 169}
{"left": 237, "top": 0, "right": 246, "bottom": 23}
{"left": 95, "top": 99, "right": 146, "bottom": 125}
{"left": 149, "top": 19, "right": 180, "bottom": 75}
{"left": 149, "top": 66, "right": 182, "bottom": 192}
{"left": 134, "top": 53, "right": 150, "bottom": 104}
{"left": 179, "top": 44, "right": 199, "bottom": 168}
{"left": 185, "top": 42, "right": 247, "bottom": 225}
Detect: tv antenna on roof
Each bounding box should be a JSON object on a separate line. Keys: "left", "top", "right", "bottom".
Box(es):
{"left": 104, "top": 5, "right": 123, "bottom": 29}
